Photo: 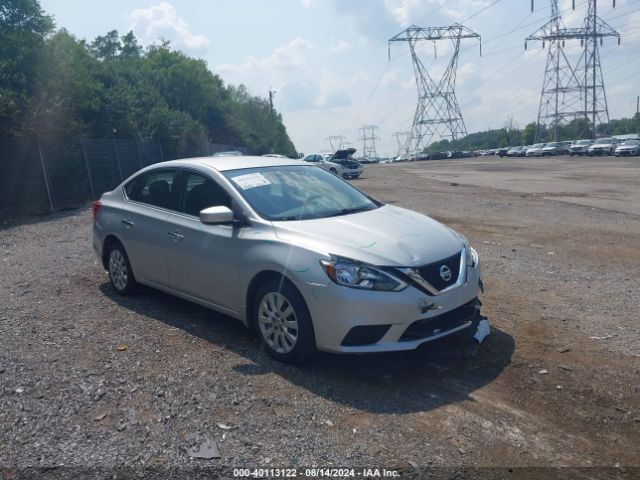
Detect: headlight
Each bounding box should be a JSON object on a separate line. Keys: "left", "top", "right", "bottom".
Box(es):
{"left": 320, "top": 256, "right": 407, "bottom": 291}
{"left": 468, "top": 246, "right": 478, "bottom": 267}
{"left": 454, "top": 232, "right": 477, "bottom": 268}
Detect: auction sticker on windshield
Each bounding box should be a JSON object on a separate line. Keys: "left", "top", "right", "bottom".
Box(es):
{"left": 232, "top": 173, "right": 271, "bottom": 190}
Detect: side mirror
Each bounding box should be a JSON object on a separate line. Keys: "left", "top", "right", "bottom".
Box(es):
{"left": 200, "top": 206, "right": 234, "bottom": 224}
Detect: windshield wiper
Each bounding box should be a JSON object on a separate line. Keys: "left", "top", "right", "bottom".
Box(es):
{"left": 335, "top": 206, "right": 373, "bottom": 216}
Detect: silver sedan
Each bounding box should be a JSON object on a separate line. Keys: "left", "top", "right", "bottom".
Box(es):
{"left": 93, "top": 156, "right": 483, "bottom": 362}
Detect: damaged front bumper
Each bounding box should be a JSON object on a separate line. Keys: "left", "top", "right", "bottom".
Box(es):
{"left": 301, "top": 258, "right": 489, "bottom": 353}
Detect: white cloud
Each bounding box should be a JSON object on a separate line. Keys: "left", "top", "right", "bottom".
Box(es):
{"left": 457, "top": 62, "right": 478, "bottom": 84}
{"left": 217, "top": 36, "right": 315, "bottom": 76}
{"left": 216, "top": 37, "right": 328, "bottom": 111}
{"left": 382, "top": 0, "right": 495, "bottom": 27}
{"left": 129, "top": 2, "right": 210, "bottom": 51}
{"left": 384, "top": 0, "right": 422, "bottom": 27}
{"left": 329, "top": 40, "right": 351, "bottom": 53}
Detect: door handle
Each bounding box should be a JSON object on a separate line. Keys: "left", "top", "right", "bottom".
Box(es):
{"left": 168, "top": 230, "right": 184, "bottom": 241}
{"left": 121, "top": 219, "right": 134, "bottom": 228}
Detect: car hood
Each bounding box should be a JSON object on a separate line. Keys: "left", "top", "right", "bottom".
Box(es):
{"left": 271, "top": 204, "right": 464, "bottom": 267}
{"left": 332, "top": 148, "right": 357, "bottom": 160}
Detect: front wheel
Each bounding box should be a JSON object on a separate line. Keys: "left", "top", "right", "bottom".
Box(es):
{"left": 107, "top": 241, "right": 138, "bottom": 295}
{"left": 254, "top": 279, "right": 316, "bottom": 363}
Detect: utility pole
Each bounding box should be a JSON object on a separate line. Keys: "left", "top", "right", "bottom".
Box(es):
{"left": 526, "top": 1, "right": 620, "bottom": 140}
{"left": 636, "top": 95, "right": 639, "bottom": 137}
{"left": 389, "top": 24, "right": 481, "bottom": 155}
{"left": 359, "top": 125, "right": 380, "bottom": 159}
{"left": 269, "top": 88, "right": 277, "bottom": 154}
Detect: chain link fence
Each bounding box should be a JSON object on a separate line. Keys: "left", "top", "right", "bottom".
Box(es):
{"left": 0, "top": 135, "right": 246, "bottom": 219}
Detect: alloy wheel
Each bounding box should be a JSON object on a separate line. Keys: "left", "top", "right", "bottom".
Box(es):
{"left": 109, "top": 249, "right": 128, "bottom": 291}
{"left": 258, "top": 292, "right": 299, "bottom": 354}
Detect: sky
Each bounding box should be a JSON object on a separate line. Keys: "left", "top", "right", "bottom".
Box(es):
{"left": 40, "top": 0, "right": 640, "bottom": 156}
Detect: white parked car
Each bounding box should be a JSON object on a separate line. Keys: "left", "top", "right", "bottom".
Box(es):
{"left": 569, "top": 140, "right": 593, "bottom": 156}
{"left": 212, "top": 151, "right": 243, "bottom": 157}
{"left": 92, "top": 156, "right": 483, "bottom": 362}
{"left": 525, "top": 143, "right": 545, "bottom": 157}
{"left": 588, "top": 138, "right": 618, "bottom": 156}
{"left": 506, "top": 146, "right": 522, "bottom": 157}
{"left": 302, "top": 153, "right": 344, "bottom": 176}
{"left": 328, "top": 148, "right": 364, "bottom": 179}
{"left": 614, "top": 139, "right": 640, "bottom": 156}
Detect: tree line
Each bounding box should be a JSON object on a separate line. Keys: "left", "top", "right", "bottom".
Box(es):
{"left": 0, "top": 0, "right": 298, "bottom": 158}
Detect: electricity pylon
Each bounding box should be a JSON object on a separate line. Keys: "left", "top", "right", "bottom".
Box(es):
{"left": 359, "top": 125, "right": 379, "bottom": 159}
{"left": 526, "top": 0, "right": 620, "bottom": 140}
{"left": 389, "top": 25, "right": 481, "bottom": 154}
{"left": 394, "top": 132, "right": 410, "bottom": 157}
{"left": 326, "top": 135, "right": 346, "bottom": 151}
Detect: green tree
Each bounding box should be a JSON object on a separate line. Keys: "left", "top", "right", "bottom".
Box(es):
{"left": 2, "top": 1, "right": 299, "bottom": 156}
{"left": 90, "top": 30, "right": 121, "bottom": 61}
{"left": 120, "top": 31, "right": 141, "bottom": 58}
{"left": 521, "top": 122, "right": 537, "bottom": 145}
{"left": 0, "top": 0, "right": 54, "bottom": 133}
{"left": 26, "top": 29, "right": 101, "bottom": 134}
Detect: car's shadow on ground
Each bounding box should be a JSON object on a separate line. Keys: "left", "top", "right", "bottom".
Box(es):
{"left": 100, "top": 282, "right": 514, "bottom": 414}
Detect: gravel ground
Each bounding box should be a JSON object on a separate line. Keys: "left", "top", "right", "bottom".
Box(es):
{"left": 1, "top": 155, "right": 639, "bottom": 479}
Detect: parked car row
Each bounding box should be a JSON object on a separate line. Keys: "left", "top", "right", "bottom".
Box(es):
{"left": 496, "top": 137, "right": 640, "bottom": 157}
{"left": 389, "top": 151, "right": 474, "bottom": 163}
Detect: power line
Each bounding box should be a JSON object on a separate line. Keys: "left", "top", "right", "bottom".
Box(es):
{"left": 460, "top": 0, "right": 503, "bottom": 23}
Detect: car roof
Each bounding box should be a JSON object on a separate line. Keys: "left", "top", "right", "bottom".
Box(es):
{"left": 146, "top": 155, "right": 307, "bottom": 172}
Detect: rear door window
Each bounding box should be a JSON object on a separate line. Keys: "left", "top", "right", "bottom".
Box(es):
{"left": 126, "top": 169, "right": 179, "bottom": 211}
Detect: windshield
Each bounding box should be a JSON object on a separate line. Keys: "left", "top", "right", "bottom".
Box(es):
{"left": 224, "top": 165, "right": 380, "bottom": 221}
{"left": 531, "top": 143, "right": 544, "bottom": 148}
{"left": 545, "top": 142, "right": 559, "bottom": 147}
{"left": 621, "top": 140, "right": 639, "bottom": 146}
{"left": 594, "top": 138, "right": 612, "bottom": 145}
{"left": 575, "top": 140, "right": 590, "bottom": 145}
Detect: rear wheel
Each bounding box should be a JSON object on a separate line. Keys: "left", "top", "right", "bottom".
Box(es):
{"left": 107, "top": 241, "right": 138, "bottom": 295}
{"left": 254, "top": 279, "right": 316, "bottom": 363}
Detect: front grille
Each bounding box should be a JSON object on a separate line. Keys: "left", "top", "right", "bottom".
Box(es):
{"left": 417, "top": 251, "right": 461, "bottom": 291}
{"left": 400, "top": 299, "right": 478, "bottom": 342}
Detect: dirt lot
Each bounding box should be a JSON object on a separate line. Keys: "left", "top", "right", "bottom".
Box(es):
{"left": 1, "top": 155, "right": 639, "bottom": 478}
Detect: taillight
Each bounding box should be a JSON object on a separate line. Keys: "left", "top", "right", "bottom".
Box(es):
{"left": 92, "top": 201, "right": 102, "bottom": 220}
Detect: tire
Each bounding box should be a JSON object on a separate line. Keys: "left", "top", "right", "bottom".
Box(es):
{"left": 330, "top": 168, "right": 337, "bottom": 174}
{"left": 253, "top": 279, "right": 316, "bottom": 363}
{"left": 106, "top": 240, "right": 138, "bottom": 295}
